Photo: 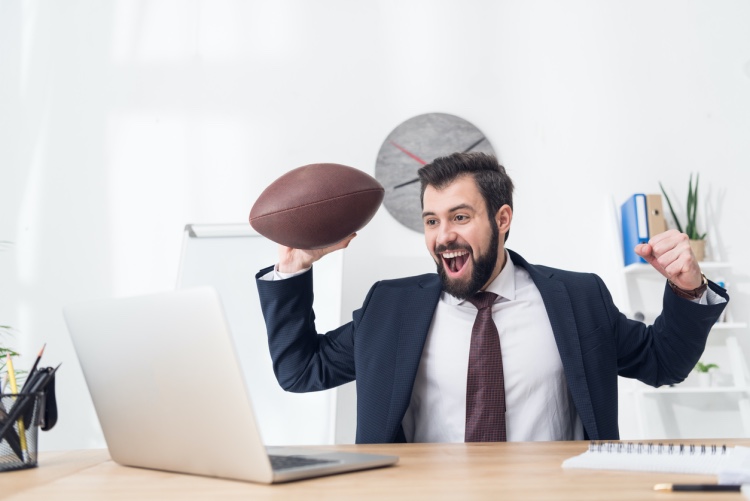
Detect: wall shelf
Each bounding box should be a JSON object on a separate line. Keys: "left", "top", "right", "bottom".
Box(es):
{"left": 633, "top": 386, "right": 748, "bottom": 395}
{"left": 621, "top": 259, "right": 747, "bottom": 439}
{"left": 623, "top": 262, "right": 733, "bottom": 275}
{"left": 713, "top": 322, "right": 748, "bottom": 331}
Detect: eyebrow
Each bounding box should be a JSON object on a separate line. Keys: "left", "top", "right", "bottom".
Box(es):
{"left": 421, "top": 203, "right": 475, "bottom": 219}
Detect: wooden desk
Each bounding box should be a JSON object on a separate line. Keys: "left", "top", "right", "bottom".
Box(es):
{"left": 3, "top": 441, "right": 748, "bottom": 500}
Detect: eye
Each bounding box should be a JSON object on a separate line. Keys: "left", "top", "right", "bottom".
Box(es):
{"left": 424, "top": 218, "right": 438, "bottom": 227}
{"left": 455, "top": 214, "right": 469, "bottom": 222}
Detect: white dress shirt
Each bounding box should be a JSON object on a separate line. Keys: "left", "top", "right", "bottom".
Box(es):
{"left": 401, "top": 252, "right": 584, "bottom": 443}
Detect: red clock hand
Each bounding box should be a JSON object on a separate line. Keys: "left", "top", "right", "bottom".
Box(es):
{"left": 390, "top": 136, "right": 487, "bottom": 190}
{"left": 390, "top": 141, "right": 427, "bottom": 165}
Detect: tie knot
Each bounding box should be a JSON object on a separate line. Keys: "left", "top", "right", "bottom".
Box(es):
{"left": 468, "top": 291, "right": 498, "bottom": 310}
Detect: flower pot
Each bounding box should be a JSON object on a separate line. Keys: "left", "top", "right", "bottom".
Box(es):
{"left": 689, "top": 239, "right": 706, "bottom": 262}
{"left": 697, "top": 372, "right": 712, "bottom": 387}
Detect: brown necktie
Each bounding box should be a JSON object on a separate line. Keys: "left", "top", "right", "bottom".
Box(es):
{"left": 465, "top": 291, "right": 506, "bottom": 442}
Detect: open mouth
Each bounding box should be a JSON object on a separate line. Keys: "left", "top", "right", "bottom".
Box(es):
{"left": 441, "top": 249, "right": 470, "bottom": 276}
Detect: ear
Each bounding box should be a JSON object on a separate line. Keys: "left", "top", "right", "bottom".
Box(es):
{"left": 495, "top": 205, "right": 512, "bottom": 236}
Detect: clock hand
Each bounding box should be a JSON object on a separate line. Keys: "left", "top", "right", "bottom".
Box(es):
{"left": 389, "top": 141, "right": 427, "bottom": 190}
{"left": 392, "top": 177, "right": 420, "bottom": 190}
{"left": 462, "top": 136, "right": 486, "bottom": 153}
{"left": 389, "top": 141, "right": 427, "bottom": 166}
{"left": 391, "top": 136, "right": 487, "bottom": 190}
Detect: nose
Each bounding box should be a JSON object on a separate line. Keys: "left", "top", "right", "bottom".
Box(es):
{"left": 436, "top": 221, "right": 457, "bottom": 248}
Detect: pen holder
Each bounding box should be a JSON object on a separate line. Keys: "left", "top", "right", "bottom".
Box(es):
{"left": 0, "top": 393, "right": 43, "bottom": 472}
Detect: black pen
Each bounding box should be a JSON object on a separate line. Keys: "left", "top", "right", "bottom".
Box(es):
{"left": 654, "top": 483, "right": 742, "bottom": 492}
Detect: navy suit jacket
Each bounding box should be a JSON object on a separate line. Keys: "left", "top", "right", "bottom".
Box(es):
{"left": 256, "top": 249, "right": 728, "bottom": 443}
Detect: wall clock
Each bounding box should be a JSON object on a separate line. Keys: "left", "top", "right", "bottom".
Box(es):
{"left": 374, "top": 113, "right": 496, "bottom": 233}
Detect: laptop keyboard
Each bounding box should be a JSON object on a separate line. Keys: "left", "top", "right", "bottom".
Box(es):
{"left": 269, "top": 455, "right": 339, "bottom": 471}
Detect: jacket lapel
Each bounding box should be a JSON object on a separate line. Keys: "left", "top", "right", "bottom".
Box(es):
{"left": 508, "top": 250, "right": 599, "bottom": 439}
{"left": 385, "top": 274, "right": 442, "bottom": 441}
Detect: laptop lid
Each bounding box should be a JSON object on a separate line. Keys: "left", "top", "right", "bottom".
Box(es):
{"left": 64, "top": 287, "right": 397, "bottom": 483}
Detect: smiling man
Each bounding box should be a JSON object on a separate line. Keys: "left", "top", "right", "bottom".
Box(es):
{"left": 256, "top": 152, "right": 729, "bottom": 444}
{"left": 421, "top": 168, "right": 509, "bottom": 301}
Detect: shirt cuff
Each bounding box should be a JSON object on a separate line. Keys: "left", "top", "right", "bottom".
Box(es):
{"left": 258, "top": 264, "right": 311, "bottom": 281}
{"left": 703, "top": 287, "right": 726, "bottom": 306}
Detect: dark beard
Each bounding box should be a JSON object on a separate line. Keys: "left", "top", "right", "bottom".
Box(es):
{"left": 436, "top": 218, "right": 499, "bottom": 300}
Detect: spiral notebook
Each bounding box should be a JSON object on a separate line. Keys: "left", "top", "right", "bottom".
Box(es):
{"left": 562, "top": 442, "right": 734, "bottom": 475}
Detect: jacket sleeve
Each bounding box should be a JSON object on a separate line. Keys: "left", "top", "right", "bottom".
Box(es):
{"left": 600, "top": 277, "right": 729, "bottom": 386}
{"left": 255, "top": 265, "right": 373, "bottom": 393}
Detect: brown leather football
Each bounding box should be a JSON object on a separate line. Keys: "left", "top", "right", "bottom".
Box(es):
{"left": 249, "top": 163, "right": 384, "bottom": 249}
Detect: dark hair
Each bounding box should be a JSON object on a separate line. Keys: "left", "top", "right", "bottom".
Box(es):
{"left": 418, "top": 152, "right": 514, "bottom": 241}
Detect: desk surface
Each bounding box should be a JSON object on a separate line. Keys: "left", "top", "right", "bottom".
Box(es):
{"left": 3, "top": 441, "right": 748, "bottom": 500}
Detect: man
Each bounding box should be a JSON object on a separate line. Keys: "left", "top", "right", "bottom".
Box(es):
{"left": 256, "top": 152, "right": 728, "bottom": 443}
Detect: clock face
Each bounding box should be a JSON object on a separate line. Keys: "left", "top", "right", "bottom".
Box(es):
{"left": 374, "top": 113, "right": 496, "bottom": 233}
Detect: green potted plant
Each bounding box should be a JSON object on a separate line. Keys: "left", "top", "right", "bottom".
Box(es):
{"left": 659, "top": 173, "right": 707, "bottom": 261}
{"left": 694, "top": 361, "right": 719, "bottom": 387}
{"left": 1, "top": 326, "right": 21, "bottom": 392}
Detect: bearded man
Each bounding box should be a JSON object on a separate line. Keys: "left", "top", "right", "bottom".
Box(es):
{"left": 256, "top": 152, "right": 728, "bottom": 443}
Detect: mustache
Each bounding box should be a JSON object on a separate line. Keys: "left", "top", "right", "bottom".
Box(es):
{"left": 434, "top": 244, "right": 471, "bottom": 255}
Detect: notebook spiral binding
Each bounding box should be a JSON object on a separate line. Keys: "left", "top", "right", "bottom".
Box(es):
{"left": 588, "top": 441, "right": 729, "bottom": 456}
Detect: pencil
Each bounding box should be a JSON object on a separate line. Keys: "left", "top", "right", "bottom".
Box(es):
{"left": 20, "top": 343, "right": 45, "bottom": 393}
{"left": 5, "top": 354, "right": 29, "bottom": 462}
{"left": 654, "top": 483, "right": 741, "bottom": 492}
{"left": 27, "top": 343, "right": 45, "bottom": 379}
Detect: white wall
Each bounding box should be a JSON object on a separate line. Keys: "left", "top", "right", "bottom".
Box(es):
{"left": 1, "top": 0, "right": 749, "bottom": 450}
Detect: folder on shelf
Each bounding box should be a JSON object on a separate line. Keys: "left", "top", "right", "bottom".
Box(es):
{"left": 646, "top": 194, "right": 667, "bottom": 237}
{"left": 621, "top": 194, "right": 648, "bottom": 266}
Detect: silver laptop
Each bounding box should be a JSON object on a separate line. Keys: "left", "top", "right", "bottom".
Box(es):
{"left": 63, "top": 286, "right": 397, "bottom": 483}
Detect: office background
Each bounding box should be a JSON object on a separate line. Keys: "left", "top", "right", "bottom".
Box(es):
{"left": 1, "top": 0, "right": 749, "bottom": 451}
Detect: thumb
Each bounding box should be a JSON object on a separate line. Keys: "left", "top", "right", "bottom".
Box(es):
{"left": 634, "top": 243, "right": 651, "bottom": 259}
{"left": 634, "top": 243, "right": 658, "bottom": 267}
{"left": 635, "top": 243, "right": 668, "bottom": 277}
{"left": 328, "top": 233, "right": 357, "bottom": 252}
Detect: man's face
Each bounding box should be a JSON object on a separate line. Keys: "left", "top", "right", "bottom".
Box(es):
{"left": 422, "top": 175, "right": 505, "bottom": 300}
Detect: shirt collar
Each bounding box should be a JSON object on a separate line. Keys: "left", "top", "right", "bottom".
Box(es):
{"left": 443, "top": 250, "right": 515, "bottom": 306}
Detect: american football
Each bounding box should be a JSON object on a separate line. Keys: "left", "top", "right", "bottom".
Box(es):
{"left": 249, "top": 162, "right": 385, "bottom": 249}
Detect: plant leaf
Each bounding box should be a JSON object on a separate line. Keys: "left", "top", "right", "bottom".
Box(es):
{"left": 692, "top": 173, "right": 700, "bottom": 239}
{"left": 0, "top": 347, "right": 20, "bottom": 357}
{"left": 659, "top": 182, "right": 683, "bottom": 233}
{"left": 687, "top": 173, "right": 695, "bottom": 238}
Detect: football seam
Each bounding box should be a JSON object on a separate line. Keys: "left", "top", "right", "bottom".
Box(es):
{"left": 251, "top": 187, "right": 384, "bottom": 221}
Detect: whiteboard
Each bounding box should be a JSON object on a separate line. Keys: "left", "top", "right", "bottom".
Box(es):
{"left": 176, "top": 224, "right": 343, "bottom": 445}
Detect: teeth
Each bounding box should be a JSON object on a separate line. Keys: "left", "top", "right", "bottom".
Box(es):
{"left": 442, "top": 250, "right": 468, "bottom": 259}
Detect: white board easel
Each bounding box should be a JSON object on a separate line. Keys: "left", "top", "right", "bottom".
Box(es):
{"left": 176, "top": 223, "right": 343, "bottom": 445}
